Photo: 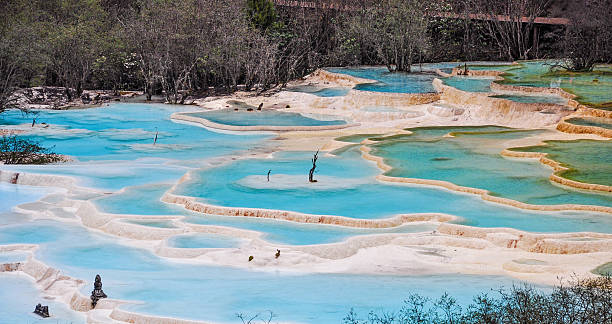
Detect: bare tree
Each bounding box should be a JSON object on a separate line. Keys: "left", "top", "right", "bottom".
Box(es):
{"left": 44, "top": 0, "right": 109, "bottom": 98}
{"left": 347, "top": 0, "right": 430, "bottom": 72}
{"left": 120, "top": 0, "right": 203, "bottom": 103}
{"left": 236, "top": 311, "right": 276, "bottom": 324}
{"left": 0, "top": 1, "right": 44, "bottom": 113}
{"left": 471, "top": 0, "right": 551, "bottom": 61}
{"left": 309, "top": 150, "right": 319, "bottom": 183}
{"left": 556, "top": 0, "right": 612, "bottom": 71}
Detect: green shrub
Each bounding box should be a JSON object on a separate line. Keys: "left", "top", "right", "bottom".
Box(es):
{"left": 0, "top": 135, "right": 63, "bottom": 164}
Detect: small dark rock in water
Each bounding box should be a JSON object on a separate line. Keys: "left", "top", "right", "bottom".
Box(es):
{"left": 248, "top": 255, "right": 254, "bottom": 262}
{"left": 90, "top": 274, "right": 107, "bottom": 308}
{"left": 285, "top": 105, "right": 290, "bottom": 108}
{"left": 247, "top": 108, "right": 253, "bottom": 111}
{"left": 33, "top": 303, "right": 49, "bottom": 318}
{"left": 431, "top": 157, "right": 452, "bottom": 161}
{"left": 257, "top": 103, "right": 263, "bottom": 111}
{"left": 234, "top": 108, "right": 239, "bottom": 111}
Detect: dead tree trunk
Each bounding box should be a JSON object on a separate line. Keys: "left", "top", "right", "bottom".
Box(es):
{"left": 309, "top": 150, "right": 319, "bottom": 183}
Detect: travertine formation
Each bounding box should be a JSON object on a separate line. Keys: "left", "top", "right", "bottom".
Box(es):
{"left": 501, "top": 149, "right": 612, "bottom": 193}
{"left": 556, "top": 119, "right": 612, "bottom": 138}
{"left": 451, "top": 67, "right": 505, "bottom": 77}
{"left": 171, "top": 111, "right": 358, "bottom": 132}
{"left": 161, "top": 190, "right": 455, "bottom": 229}
{"left": 360, "top": 145, "right": 612, "bottom": 212}
{"left": 432, "top": 78, "right": 573, "bottom": 127}
{"left": 2, "top": 62, "right": 612, "bottom": 324}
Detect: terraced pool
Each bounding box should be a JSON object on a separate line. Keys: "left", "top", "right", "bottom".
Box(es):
{"left": 189, "top": 109, "right": 347, "bottom": 127}
{"left": 566, "top": 117, "right": 612, "bottom": 130}
{"left": 1, "top": 102, "right": 610, "bottom": 323}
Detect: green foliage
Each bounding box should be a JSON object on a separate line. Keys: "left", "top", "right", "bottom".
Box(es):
{"left": 342, "top": 0, "right": 430, "bottom": 72}
{"left": 343, "top": 276, "right": 612, "bottom": 324}
{"left": 559, "top": 0, "right": 612, "bottom": 72}
{"left": 1, "top": 0, "right": 609, "bottom": 103}
{"left": 246, "top": 0, "right": 281, "bottom": 32}
{"left": 0, "top": 135, "right": 63, "bottom": 164}
{"left": 0, "top": 0, "right": 47, "bottom": 113}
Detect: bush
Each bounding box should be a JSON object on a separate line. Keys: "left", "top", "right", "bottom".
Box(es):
{"left": 0, "top": 135, "right": 63, "bottom": 164}
{"left": 343, "top": 276, "right": 612, "bottom": 324}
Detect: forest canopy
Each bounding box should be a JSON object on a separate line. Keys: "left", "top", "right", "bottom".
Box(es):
{"left": 1, "top": 0, "right": 610, "bottom": 111}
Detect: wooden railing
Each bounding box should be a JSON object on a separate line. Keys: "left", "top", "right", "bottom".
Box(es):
{"left": 272, "top": 0, "right": 570, "bottom": 25}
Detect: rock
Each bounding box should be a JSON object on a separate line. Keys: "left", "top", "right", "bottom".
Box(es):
{"left": 9, "top": 87, "right": 77, "bottom": 110}
{"left": 33, "top": 303, "right": 50, "bottom": 318}
{"left": 90, "top": 274, "right": 107, "bottom": 308}
{"left": 81, "top": 93, "right": 91, "bottom": 104}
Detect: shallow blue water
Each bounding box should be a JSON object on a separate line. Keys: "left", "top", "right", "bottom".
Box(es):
{"left": 0, "top": 101, "right": 606, "bottom": 322}
{"left": 286, "top": 85, "right": 351, "bottom": 97}
{"left": 94, "top": 183, "right": 437, "bottom": 245}
{"left": 124, "top": 219, "right": 177, "bottom": 228}
{"left": 0, "top": 183, "right": 50, "bottom": 214}
{"left": 0, "top": 273, "right": 86, "bottom": 323}
{"left": 0, "top": 104, "right": 269, "bottom": 191}
{"left": 442, "top": 77, "right": 494, "bottom": 92}
{"left": 373, "top": 127, "right": 612, "bottom": 208}
{"left": 189, "top": 109, "right": 346, "bottom": 127}
{"left": 566, "top": 117, "right": 612, "bottom": 130}
{"left": 0, "top": 219, "right": 521, "bottom": 323}
{"left": 326, "top": 67, "right": 437, "bottom": 93}
{"left": 326, "top": 62, "right": 513, "bottom": 93}
{"left": 0, "top": 104, "right": 268, "bottom": 162}
{"left": 175, "top": 148, "right": 612, "bottom": 234}
{"left": 168, "top": 233, "right": 244, "bottom": 248}
{"left": 490, "top": 94, "right": 567, "bottom": 104}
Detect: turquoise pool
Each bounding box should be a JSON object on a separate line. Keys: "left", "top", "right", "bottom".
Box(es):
{"left": 94, "top": 183, "right": 437, "bottom": 246}
{"left": 0, "top": 219, "right": 522, "bottom": 323}
{"left": 0, "top": 101, "right": 607, "bottom": 323}
{"left": 370, "top": 127, "right": 612, "bottom": 208}
{"left": 174, "top": 147, "right": 612, "bottom": 234}
{"left": 327, "top": 62, "right": 513, "bottom": 94}
{"left": 285, "top": 85, "right": 351, "bottom": 97}
{"left": 0, "top": 273, "right": 86, "bottom": 323}
{"left": 490, "top": 94, "right": 567, "bottom": 105}
{"left": 326, "top": 67, "right": 437, "bottom": 93}
{"left": 0, "top": 103, "right": 269, "bottom": 162}
{"left": 0, "top": 183, "right": 51, "bottom": 214}
{"left": 190, "top": 109, "right": 347, "bottom": 127}
{"left": 470, "top": 61, "right": 612, "bottom": 109}
{"left": 124, "top": 219, "right": 177, "bottom": 228}
{"left": 566, "top": 117, "right": 612, "bottom": 130}
{"left": 510, "top": 139, "right": 612, "bottom": 187}
{"left": 168, "top": 233, "right": 244, "bottom": 249}
{"left": 442, "top": 76, "right": 494, "bottom": 92}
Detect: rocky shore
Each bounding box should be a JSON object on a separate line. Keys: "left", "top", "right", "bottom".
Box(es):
{"left": 9, "top": 86, "right": 141, "bottom": 111}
